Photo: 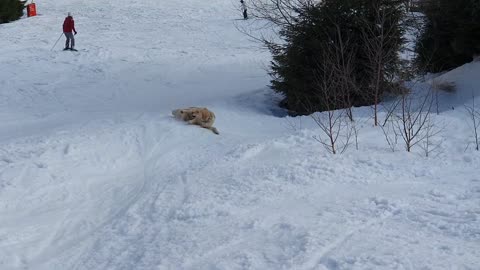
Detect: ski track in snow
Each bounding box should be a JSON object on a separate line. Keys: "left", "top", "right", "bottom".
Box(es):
{"left": 1, "top": 0, "right": 480, "bottom": 269}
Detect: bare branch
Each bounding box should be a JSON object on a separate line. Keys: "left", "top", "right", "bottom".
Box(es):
{"left": 393, "top": 87, "right": 435, "bottom": 152}
{"left": 465, "top": 93, "right": 480, "bottom": 151}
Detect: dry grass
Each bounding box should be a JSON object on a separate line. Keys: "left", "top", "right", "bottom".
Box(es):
{"left": 432, "top": 80, "right": 456, "bottom": 93}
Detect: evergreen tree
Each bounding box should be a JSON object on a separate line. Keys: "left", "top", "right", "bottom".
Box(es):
{"left": 269, "top": 0, "right": 406, "bottom": 115}
{"left": 415, "top": 0, "right": 480, "bottom": 72}
{"left": 0, "top": 0, "right": 26, "bottom": 24}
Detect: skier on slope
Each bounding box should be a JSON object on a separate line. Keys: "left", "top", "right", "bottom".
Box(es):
{"left": 63, "top": 12, "right": 78, "bottom": 51}
{"left": 240, "top": 0, "right": 248, "bottom": 20}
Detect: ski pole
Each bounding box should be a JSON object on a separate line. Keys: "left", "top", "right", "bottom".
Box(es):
{"left": 51, "top": 33, "right": 64, "bottom": 51}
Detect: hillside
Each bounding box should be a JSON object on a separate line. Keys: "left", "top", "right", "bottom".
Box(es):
{"left": 0, "top": 1, "right": 479, "bottom": 269}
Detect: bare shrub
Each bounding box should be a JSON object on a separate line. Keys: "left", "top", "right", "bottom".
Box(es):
{"left": 418, "top": 114, "right": 445, "bottom": 157}
{"left": 236, "top": 0, "right": 312, "bottom": 44}
{"left": 311, "top": 110, "right": 352, "bottom": 154}
{"left": 465, "top": 93, "right": 480, "bottom": 151}
{"left": 352, "top": 119, "right": 361, "bottom": 151}
{"left": 380, "top": 115, "right": 399, "bottom": 152}
{"left": 360, "top": 1, "right": 406, "bottom": 126}
{"left": 395, "top": 89, "right": 435, "bottom": 152}
{"left": 303, "top": 27, "right": 359, "bottom": 154}
{"left": 381, "top": 84, "right": 440, "bottom": 154}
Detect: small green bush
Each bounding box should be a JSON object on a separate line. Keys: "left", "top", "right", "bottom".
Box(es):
{"left": 0, "top": 0, "right": 27, "bottom": 24}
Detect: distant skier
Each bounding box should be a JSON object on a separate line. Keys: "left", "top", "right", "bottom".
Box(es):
{"left": 63, "top": 12, "right": 77, "bottom": 51}
{"left": 240, "top": 0, "right": 248, "bottom": 20}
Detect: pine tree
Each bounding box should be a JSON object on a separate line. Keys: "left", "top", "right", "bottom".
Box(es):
{"left": 415, "top": 0, "right": 480, "bottom": 72}
{"left": 0, "top": 0, "right": 26, "bottom": 24}
{"left": 269, "top": 0, "right": 406, "bottom": 115}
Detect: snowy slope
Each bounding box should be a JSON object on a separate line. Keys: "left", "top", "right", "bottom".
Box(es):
{"left": 1, "top": 1, "right": 480, "bottom": 270}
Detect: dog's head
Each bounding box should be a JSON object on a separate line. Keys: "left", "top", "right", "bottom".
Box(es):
{"left": 190, "top": 109, "right": 199, "bottom": 118}
{"left": 172, "top": 108, "right": 195, "bottom": 121}
{"left": 191, "top": 108, "right": 213, "bottom": 122}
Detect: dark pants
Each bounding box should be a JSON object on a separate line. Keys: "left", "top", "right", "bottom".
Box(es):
{"left": 243, "top": 9, "right": 248, "bottom": 19}
{"left": 64, "top": 32, "right": 75, "bottom": 49}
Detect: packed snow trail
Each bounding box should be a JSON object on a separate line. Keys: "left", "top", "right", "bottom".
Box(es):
{"left": 1, "top": 0, "right": 480, "bottom": 269}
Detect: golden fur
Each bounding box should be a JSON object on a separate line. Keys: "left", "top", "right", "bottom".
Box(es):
{"left": 172, "top": 107, "right": 196, "bottom": 121}
{"left": 172, "top": 107, "right": 219, "bottom": 135}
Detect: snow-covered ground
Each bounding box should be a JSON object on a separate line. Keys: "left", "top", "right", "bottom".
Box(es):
{"left": 1, "top": 1, "right": 479, "bottom": 269}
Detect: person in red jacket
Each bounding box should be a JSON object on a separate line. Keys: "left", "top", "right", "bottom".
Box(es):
{"left": 63, "top": 12, "right": 77, "bottom": 50}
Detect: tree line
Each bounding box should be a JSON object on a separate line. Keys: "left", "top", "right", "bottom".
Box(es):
{"left": 246, "top": 0, "right": 480, "bottom": 116}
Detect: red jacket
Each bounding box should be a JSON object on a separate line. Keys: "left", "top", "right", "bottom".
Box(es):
{"left": 63, "top": 16, "right": 76, "bottom": 33}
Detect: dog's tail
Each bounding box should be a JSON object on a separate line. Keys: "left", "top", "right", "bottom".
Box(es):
{"left": 210, "top": 126, "right": 220, "bottom": 135}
